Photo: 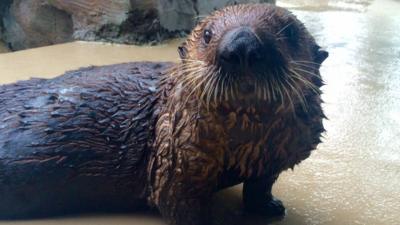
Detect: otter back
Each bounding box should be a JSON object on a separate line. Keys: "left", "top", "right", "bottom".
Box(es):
{"left": 0, "top": 62, "right": 173, "bottom": 218}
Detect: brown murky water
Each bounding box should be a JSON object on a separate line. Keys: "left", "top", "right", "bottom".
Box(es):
{"left": 0, "top": 40, "right": 182, "bottom": 84}
{"left": 0, "top": 42, "right": 9, "bottom": 54}
{"left": 0, "top": 0, "right": 399, "bottom": 224}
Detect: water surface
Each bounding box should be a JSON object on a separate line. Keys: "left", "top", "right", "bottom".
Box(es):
{"left": 0, "top": 42, "right": 8, "bottom": 54}
{"left": 0, "top": 0, "right": 399, "bottom": 224}
{"left": 0, "top": 40, "right": 181, "bottom": 84}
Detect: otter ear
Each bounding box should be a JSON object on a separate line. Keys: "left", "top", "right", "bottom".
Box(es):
{"left": 178, "top": 42, "right": 188, "bottom": 60}
{"left": 315, "top": 47, "right": 329, "bottom": 64}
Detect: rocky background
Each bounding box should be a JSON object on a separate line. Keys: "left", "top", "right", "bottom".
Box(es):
{"left": 0, "top": 0, "right": 275, "bottom": 51}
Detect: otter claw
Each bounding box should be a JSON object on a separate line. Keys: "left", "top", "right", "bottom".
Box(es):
{"left": 264, "top": 198, "right": 286, "bottom": 217}
{"left": 244, "top": 197, "right": 286, "bottom": 217}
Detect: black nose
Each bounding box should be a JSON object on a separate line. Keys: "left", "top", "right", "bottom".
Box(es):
{"left": 218, "top": 27, "right": 264, "bottom": 73}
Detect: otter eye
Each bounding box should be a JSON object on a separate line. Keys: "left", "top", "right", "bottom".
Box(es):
{"left": 203, "top": 29, "right": 213, "bottom": 44}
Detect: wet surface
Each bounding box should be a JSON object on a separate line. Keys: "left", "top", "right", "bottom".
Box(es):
{"left": 0, "top": 40, "right": 181, "bottom": 84}
{"left": 0, "top": 0, "right": 399, "bottom": 224}
{"left": 0, "top": 42, "right": 9, "bottom": 54}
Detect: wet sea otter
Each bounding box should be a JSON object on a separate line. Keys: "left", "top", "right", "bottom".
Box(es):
{"left": 0, "top": 4, "right": 328, "bottom": 225}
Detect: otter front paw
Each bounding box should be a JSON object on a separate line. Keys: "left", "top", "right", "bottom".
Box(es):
{"left": 244, "top": 196, "right": 286, "bottom": 217}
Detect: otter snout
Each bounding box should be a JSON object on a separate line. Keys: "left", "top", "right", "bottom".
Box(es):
{"left": 218, "top": 27, "right": 264, "bottom": 75}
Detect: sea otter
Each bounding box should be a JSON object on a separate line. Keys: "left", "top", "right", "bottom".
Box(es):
{"left": 0, "top": 4, "right": 328, "bottom": 225}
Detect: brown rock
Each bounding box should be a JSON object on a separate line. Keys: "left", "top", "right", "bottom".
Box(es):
{"left": 50, "top": 0, "right": 132, "bottom": 41}
{"left": 158, "top": 0, "right": 276, "bottom": 31}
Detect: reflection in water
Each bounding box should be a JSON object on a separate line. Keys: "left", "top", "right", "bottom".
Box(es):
{"left": 272, "top": 1, "right": 400, "bottom": 225}
{"left": 0, "top": 42, "right": 9, "bottom": 53}
{"left": 279, "top": 0, "right": 373, "bottom": 11}
{"left": 0, "top": 0, "right": 399, "bottom": 225}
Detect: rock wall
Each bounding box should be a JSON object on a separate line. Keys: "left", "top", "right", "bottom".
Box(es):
{"left": 158, "top": 0, "right": 275, "bottom": 31}
{"left": 0, "top": 0, "right": 275, "bottom": 51}
{"left": 2, "top": 0, "right": 74, "bottom": 51}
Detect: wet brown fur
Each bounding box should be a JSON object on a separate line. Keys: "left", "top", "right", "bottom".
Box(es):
{"left": 150, "top": 4, "right": 327, "bottom": 225}
{"left": 0, "top": 4, "right": 328, "bottom": 225}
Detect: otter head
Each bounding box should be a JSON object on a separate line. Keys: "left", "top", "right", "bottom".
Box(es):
{"left": 177, "top": 4, "right": 328, "bottom": 108}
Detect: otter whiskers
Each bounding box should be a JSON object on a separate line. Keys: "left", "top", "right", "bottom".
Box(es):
{"left": 168, "top": 59, "right": 322, "bottom": 115}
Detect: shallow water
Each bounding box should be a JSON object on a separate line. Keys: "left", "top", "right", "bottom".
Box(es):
{"left": 0, "top": 40, "right": 181, "bottom": 84}
{"left": 0, "top": 0, "right": 399, "bottom": 225}
{"left": 0, "top": 42, "right": 8, "bottom": 54}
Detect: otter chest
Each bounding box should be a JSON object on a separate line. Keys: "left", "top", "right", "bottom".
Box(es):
{"left": 198, "top": 105, "right": 290, "bottom": 179}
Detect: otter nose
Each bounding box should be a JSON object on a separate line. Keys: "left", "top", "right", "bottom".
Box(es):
{"left": 218, "top": 27, "right": 263, "bottom": 73}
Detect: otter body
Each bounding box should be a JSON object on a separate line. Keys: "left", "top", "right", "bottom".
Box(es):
{"left": 0, "top": 62, "right": 172, "bottom": 218}
{"left": 0, "top": 4, "right": 328, "bottom": 225}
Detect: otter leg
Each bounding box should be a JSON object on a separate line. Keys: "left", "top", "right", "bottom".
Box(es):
{"left": 243, "top": 175, "right": 286, "bottom": 217}
{"left": 158, "top": 194, "right": 211, "bottom": 225}
{"left": 152, "top": 151, "right": 221, "bottom": 225}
